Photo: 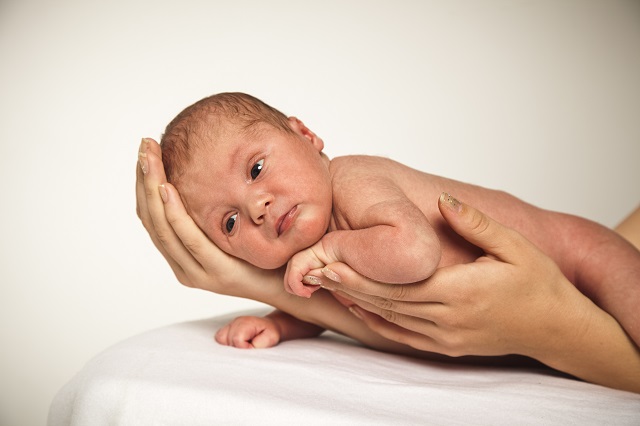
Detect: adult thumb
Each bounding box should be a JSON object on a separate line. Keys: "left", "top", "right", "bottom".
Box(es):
{"left": 437, "top": 192, "right": 526, "bottom": 261}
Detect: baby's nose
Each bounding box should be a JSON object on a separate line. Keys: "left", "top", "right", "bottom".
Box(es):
{"left": 248, "top": 192, "right": 273, "bottom": 225}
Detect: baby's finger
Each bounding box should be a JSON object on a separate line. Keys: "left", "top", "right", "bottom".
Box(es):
{"left": 250, "top": 329, "right": 279, "bottom": 349}
{"left": 214, "top": 325, "right": 230, "bottom": 346}
{"left": 284, "top": 264, "right": 313, "bottom": 298}
{"left": 230, "top": 328, "right": 255, "bottom": 349}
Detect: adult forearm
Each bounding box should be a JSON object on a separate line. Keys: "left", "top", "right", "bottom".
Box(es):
{"left": 532, "top": 290, "right": 640, "bottom": 393}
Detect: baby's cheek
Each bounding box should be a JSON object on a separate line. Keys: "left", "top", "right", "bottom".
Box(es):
{"left": 248, "top": 250, "right": 290, "bottom": 270}
{"left": 296, "top": 215, "right": 330, "bottom": 249}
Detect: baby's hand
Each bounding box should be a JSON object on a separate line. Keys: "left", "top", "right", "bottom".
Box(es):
{"left": 214, "top": 316, "right": 281, "bottom": 349}
{"left": 284, "top": 246, "right": 326, "bottom": 298}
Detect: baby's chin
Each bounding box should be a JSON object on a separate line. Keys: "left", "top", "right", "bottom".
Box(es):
{"left": 248, "top": 251, "right": 294, "bottom": 270}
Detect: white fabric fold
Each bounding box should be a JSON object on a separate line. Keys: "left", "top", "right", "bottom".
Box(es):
{"left": 49, "top": 310, "right": 640, "bottom": 425}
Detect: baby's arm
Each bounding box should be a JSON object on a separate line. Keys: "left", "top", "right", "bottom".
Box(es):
{"left": 285, "top": 162, "right": 441, "bottom": 297}
{"left": 215, "top": 309, "right": 325, "bottom": 349}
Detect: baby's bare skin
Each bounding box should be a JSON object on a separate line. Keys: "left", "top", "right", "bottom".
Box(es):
{"left": 139, "top": 135, "right": 640, "bottom": 392}
{"left": 155, "top": 93, "right": 638, "bottom": 375}
{"left": 286, "top": 154, "right": 640, "bottom": 349}
{"left": 304, "top": 153, "right": 615, "bottom": 292}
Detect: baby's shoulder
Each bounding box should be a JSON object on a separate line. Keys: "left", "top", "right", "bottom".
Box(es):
{"left": 329, "top": 155, "right": 402, "bottom": 181}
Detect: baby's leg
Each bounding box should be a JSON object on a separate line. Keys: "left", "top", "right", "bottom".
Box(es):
{"left": 616, "top": 205, "right": 640, "bottom": 251}
{"left": 570, "top": 217, "right": 640, "bottom": 349}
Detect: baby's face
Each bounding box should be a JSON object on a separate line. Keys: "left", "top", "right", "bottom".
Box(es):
{"left": 179, "top": 119, "right": 333, "bottom": 269}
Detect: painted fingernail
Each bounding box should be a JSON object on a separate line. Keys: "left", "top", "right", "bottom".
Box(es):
{"left": 302, "top": 275, "right": 322, "bottom": 286}
{"left": 138, "top": 151, "right": 148, "bottom": 174}
{"left": 321, "top": 267, "right": 341, "bottom": 283}
{"left": 158, "top": 184, "right": 168, "bottom": 203}
{"left": 440, "top": 192, "right": 462, "bottom": 212}
{"left": 349, "top": 306, "right": 363, "bottom": 320}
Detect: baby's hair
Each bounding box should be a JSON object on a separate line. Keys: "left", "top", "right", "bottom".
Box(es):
{"left": 160, "top": 92, "right": 293, "bottom": 184}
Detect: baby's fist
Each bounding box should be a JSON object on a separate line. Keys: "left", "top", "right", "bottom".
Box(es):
{"left": 215, "top": 316, "right": 281, "bottom": 349}
{"left": 284, "top": 248, "right": 326, "bottom": 298}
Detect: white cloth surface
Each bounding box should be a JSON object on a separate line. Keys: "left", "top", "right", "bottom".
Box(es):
{"left": 49, "top": 310, "right": 640, "bottom": 425}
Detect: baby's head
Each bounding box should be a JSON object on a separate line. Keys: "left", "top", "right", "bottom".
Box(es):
{"left": 161, "top": 92, "right": 333, "bottom": 269}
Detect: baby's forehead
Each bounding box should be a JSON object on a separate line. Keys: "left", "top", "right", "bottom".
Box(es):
{"left": 177, "top": 155, "right": 226, "bottom": 219}
{"left": 182, "top": 117, "right": 281, "bottom": 176}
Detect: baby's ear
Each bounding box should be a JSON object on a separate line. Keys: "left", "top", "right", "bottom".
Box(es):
{"left": 288, "top": 116, "right": 324, "bottom": 152}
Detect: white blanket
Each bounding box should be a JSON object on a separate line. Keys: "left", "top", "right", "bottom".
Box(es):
{"left": 49, "top": 310, "right": 640, "bottom": 425}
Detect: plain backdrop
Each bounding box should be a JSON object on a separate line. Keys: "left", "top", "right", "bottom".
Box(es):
{"left": 1, "top": 1, "right": 639, "bottom": 425}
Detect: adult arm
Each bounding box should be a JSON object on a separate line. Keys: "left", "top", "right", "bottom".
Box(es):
{"left": 136, "top": 139, "right": 640, "bottom": 391}
{"left": 315, "top": 194, "right": 640, "bottom": 393}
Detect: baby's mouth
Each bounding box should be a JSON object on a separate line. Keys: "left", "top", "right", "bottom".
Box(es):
{"left": 276, "top": 206, "right": 298, "bottom": 236}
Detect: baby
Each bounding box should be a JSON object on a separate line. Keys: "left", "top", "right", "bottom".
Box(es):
{"left": 160, "top": 92, "right": 640, "bottom": 349}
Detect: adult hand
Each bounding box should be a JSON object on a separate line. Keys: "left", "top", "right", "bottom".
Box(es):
{"left": 135, "top": 138, "right": 281, "bottom": 299}
{"left": 315, "top": 195, "right": 640, "bottom": 392}
{"left": 315, "top": 193, "right": 596, "bottom": 360}
{"left": 316, "top": 194, "right": 640, "bottom": 392}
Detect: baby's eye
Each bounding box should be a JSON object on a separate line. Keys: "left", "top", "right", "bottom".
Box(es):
{"left": 250, "top": 159, "right": 264, "bottom": 180}
{"left": 225, "top": 213, "right": 237, "bottom": 234}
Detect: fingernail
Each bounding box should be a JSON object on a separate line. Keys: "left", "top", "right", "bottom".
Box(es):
{"left": 138, "top": 151, "right": 148, "bottom": 174}
{"left": 349, "top": 306, "right": 363, "bottom": 320}
{"left": 302, "top": 275, "right": 322, "bottom": 286}
{"left": 321, "top": 267, "right": 341, "bottom": 283}
{"left": 158, "top": 184, "right": 168, "bottom": 203}
{"left": 320, "top": 283, "right": 335, "bottom": 292}
{"left": 440, "top": 192, "right": 462, "bottom": 213}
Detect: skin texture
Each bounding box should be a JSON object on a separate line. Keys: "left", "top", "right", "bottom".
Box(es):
{"left": 174, "top": 117, "right": 441, "bottom": 298}
{"left": 177, "top": 118, "right": 333, "bottom": 272}
{"left": 317, "top": 196, "right": 640, "bottom": 392}
{"left": 170, "top": 113, "right": 640, "bottom": 353}
{"left": 137, "top": 137, "right": 640, "bottom": 393}
{"left": 616, "top": 205, "right": 640, "bottom": 251}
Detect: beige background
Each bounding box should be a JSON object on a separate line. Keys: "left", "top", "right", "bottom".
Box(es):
{"left": 1, "top": 1, "right": 639, "bottom": 425}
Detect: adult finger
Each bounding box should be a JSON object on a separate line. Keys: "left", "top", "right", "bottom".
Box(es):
{"left": 349, "top": 306, "right": 441, "bottom": 353}
{"left": 136, "top": 140, "right": 188, "bottom": 282}
{"left": 332, "top": 283, "right": 446, "bottom": 320}
{"left": 438, "top": 192, "right": 531, "bottom": 263}
{"left": 319, "top": 262, "right": 443, "bottom": 303}
{"left": 143, "top": 139, "right": 205, "bottom": 280}
{"left": 161, "top": 181, "right": 239, "bottom": 278}
{"left": 159, "top": 178, "right": 272, "bottom": 296}
{"left": 339, "top": 290, "right": 443, "bottom": 330}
